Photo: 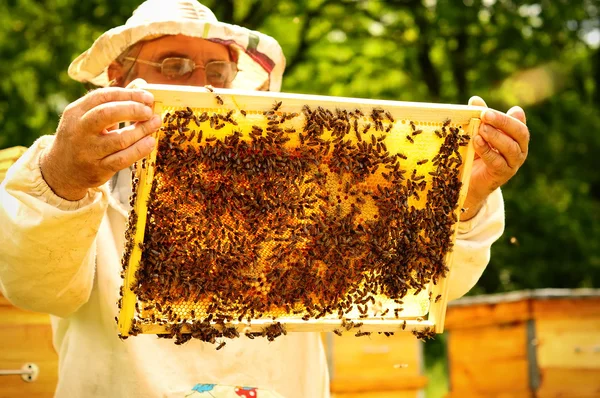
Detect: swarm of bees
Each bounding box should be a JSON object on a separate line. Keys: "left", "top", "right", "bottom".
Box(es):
{"left": 119, "top": 97, "right": 471, "bottom": 347}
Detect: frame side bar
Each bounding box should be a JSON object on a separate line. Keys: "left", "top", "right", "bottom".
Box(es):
{"left": 429, "top": 117, "right": 480, "bottom": 333}
{"left": 118, "top": 103, "right": 163, "bottom": 336}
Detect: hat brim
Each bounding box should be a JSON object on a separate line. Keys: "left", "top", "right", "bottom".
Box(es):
{"left": 68, "top": 20, "right": 286, "bottom": 92}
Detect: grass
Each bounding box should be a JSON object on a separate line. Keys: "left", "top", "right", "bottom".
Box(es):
{"left": 424, "top": 335, "right": 449, "bottom": 398}
{"left": 425, "top": 357, "right": 449, "bottom": 398}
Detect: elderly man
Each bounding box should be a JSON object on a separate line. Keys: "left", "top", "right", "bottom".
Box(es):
{"left": 0, "top": 0, "right": 528, "bottom": 397}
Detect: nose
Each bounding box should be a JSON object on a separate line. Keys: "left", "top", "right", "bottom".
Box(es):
{"left": 184, "top": 71, "right": 208, "bottom": 87}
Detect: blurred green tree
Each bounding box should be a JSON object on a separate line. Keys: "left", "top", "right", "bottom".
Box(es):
{"left": 1, "top": 0, "right": 598, "bottom": 292}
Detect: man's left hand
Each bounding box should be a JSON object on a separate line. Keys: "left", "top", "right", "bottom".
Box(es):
{"left": 460, "top": 96, "right": 530, "bottom": 221}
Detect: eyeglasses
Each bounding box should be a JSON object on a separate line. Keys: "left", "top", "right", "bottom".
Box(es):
{"left": 123, "top": 57, "right": 238, "bottom": 86}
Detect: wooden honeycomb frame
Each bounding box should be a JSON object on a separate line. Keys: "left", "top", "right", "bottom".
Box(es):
{"left": 117, "top": 83, "right": 482, "bottom": 341}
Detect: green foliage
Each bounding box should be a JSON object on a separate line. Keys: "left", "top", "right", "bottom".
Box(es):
{"left": 0, "top": 0, "right": 142, "bottom": 148}
{"left": 1, "top": 0, "right": 599, "bottom": 293}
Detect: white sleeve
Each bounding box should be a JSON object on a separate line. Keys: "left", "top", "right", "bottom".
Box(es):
{"left": 446, "top": 188, "right": 505, "bottom": 301}
{"left": 0, "top": 136, "right": 109, "bottom": 317}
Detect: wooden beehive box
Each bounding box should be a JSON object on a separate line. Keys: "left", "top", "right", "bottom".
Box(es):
{"left": 118, "top": 83, "right": 484, "bottom": 345}
{"left": 324, "top": 331, "right": 427, "bottom": 398}
{"left": 0, "top": 294, "right": 58, "bottom": 398}
{"left": 444, "top": 288, "right": 600, "bottom": 398}
{"left": 0, "top": 146, "right": 27, "bottom": 182}
{"left": 1, "top": 148, "right": 58, "bottom": 396}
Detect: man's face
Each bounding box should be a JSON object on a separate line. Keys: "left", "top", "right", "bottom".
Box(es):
{"left": 112, "top": 34, "right": 233, "bottom": 87}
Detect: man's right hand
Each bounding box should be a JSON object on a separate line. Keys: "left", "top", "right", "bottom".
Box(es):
{"left": 40, "top": 87, "right": 161, "bottom": 201}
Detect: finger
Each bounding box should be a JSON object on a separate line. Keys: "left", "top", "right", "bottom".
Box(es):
{"left": 81, "top": 101, "right": 154, "bottom": 133}
{"left": 473, "top": 134, "right": 508, "bottom": 176}
{"left": 507, "top": 105, "right": 526, "bottom": 124}
{"left": 481, "top": 109, "right": 530, "bottom": 155}
{"left": 479, "top": 124, "right": 524, "bottom": 169}
{"left": 79, "top": 87, "right": 154, "bottom": 113}
{"left": 468, "top": 96, "right": 488, "bottom": 107}
{"left": 99, "top": 135, "right": 156, "bottom": 173}
{"left": 98, "top": 115, "right": 161, "bottom": 157}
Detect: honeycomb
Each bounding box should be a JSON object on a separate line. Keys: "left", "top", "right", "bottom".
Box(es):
{"left": 118, "top": 88, "right": 477, "bottom": 345}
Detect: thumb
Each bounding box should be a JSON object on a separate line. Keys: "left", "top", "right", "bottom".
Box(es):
{"left": 468, "top": 96, "right": 488, "bottom": 107}
{"left": 507, "top": 105, "right": 526, "bottom": 124}
{"left": 469, "top": 96, "right": 488, "bottom": 160}
{"left": 126, "top": 78, "right": 148, "bottom": 90}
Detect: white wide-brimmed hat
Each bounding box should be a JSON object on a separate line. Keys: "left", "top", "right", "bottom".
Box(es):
{"left": 68, "top": 0, "right": 286, "bottom": 91}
